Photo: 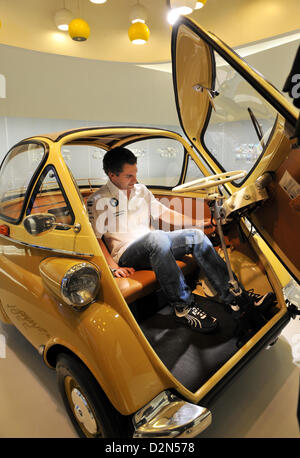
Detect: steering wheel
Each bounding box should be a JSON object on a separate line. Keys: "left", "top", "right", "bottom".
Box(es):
{"left": 172, "top": 170, "right": 247, "bottom": 193}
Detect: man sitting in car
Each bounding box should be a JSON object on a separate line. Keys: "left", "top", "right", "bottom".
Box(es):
{"left": 87, "top": 147, "right": 275, "bottom": 334}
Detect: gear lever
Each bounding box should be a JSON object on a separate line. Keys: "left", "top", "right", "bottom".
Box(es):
{"left": 212, "top": 190, "right": 242, "bottom": 297}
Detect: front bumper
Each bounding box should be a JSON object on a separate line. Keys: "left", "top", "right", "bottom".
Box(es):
{"left": 132, "top": 390, "right": 211, "bottom": 438}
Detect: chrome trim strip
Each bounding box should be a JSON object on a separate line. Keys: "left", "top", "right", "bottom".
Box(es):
{"left": 133, "top": 390, "right": 212, "bottom": 438}
{"left": 0, "top": 233, "right": 93, "bottom": 258}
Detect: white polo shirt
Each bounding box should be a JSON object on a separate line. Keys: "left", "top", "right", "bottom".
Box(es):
{"left": 87, "top": 180, "right": 167, "bottom": 262}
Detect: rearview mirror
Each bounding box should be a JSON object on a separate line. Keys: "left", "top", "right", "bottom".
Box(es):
{"left": 23, "top": 213, "right": 81, "bottom": 235}
{"left": 24, "top": 213, "right": 56, "bottom": 235}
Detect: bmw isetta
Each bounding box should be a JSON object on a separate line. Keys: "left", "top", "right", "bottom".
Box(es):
{"left": 0, "top": 17, "right": 299, "bottom": 437}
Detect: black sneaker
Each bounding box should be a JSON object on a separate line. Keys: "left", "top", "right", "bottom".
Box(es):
{"left": 174, "top": 304, "right": 218, "bottom": 334}
{"left": 247, "top": 289, "right": 277, "bottom": 313}
{"left": 228, "top": 289, "right": 276, "bottom": 317}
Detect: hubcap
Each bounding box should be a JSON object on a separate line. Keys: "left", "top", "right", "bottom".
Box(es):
{"left": 70, "top": 387, "right": 98, "bottom": 435}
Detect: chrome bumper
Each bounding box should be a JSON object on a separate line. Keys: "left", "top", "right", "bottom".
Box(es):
{"left": 133, "top": 390, "right": 212, "bottom": 438}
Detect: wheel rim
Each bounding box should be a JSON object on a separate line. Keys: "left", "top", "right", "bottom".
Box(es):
{"left": 64, "top": 375, "right": 101, "bottom": 437}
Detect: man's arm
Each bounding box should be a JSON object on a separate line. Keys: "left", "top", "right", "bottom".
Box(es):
{"left": 160, "top": 206, "right": 204, "bottom": 229}
{"left": 147, "top": 187, "right": 206, "bottom": 229}
{"left": 98, "top": 238, "right": 135, "bottom": 278}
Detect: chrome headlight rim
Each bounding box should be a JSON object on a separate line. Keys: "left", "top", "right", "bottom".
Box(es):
{"left": 61, "top": 262, "right": 100, "bottom": 310}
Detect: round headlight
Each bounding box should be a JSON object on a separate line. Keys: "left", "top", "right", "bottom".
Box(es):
{"left": 61, "top": 263, "right": 100, "bottom": 309}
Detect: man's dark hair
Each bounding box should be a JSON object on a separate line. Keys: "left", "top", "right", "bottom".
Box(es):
{"left": 103, "top": 147, "right": 137, "bottom": 175}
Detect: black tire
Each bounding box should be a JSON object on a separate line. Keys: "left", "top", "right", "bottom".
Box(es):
{"left": 56, "top": 353, "right": 133, "bottom": 438}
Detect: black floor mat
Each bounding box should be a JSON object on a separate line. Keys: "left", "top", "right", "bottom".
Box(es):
{"left": 139, "top": 295, "right": 239, "bottom": 392}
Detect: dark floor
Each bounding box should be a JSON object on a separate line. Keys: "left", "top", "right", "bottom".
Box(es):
{"left": 140, "top": 296, "right": 239, "bottom": 392}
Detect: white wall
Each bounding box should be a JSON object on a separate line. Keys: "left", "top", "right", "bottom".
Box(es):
{"left": 0, "top": 43, "right": 181, "bottom": 160}
{"left": 242, "top": 39, "right": 300, "bottom": 95}
{"left": 0, "top": 43, "right": 180, "bottom": 124}
{"left": 0, "top": 36, "right": 299, "bottom": 163}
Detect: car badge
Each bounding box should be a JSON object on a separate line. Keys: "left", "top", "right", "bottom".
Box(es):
{"left": 110, "top": 197, "right": 119, "bottom": 207}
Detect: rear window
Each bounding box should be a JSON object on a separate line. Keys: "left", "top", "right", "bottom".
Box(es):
{"left": 61, "top": 137, "right": 186, "bottom": 190}
{"left": 126, "top": 137, "right": 185, "bottom": 187}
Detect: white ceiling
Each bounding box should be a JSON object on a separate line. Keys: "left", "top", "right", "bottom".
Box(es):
{"left": 0, "top": 0, "right": 300, "bottom": 63}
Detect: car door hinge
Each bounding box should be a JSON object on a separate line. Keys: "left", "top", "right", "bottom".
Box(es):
{"left": 286, "top": 300, "right": 300, "bottom": 319}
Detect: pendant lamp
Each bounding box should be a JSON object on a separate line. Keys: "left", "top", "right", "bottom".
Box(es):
{"left": 54, "top": 8, "right": 73, "bottom": 31}
{"left": 128, "top": 2, "right": 150, "bottom": 45}
{"left": 69, "top": 18, "right": 90, "bottom": 41}
{"left": 128, "top": 21, "right": 150, "bottom": 44}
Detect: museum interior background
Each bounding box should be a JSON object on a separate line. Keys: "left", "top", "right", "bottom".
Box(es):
{"left": 0, "top": 0, "right": 300, "bottom": 438}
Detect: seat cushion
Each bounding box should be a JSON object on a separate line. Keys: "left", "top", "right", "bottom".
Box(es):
{"left": 115, "top": 255, "right": 197, "bottom": 303}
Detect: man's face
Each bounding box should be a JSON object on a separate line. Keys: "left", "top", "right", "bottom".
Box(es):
{"left": 108, "top": 163, "right": 138, "bottom": 190}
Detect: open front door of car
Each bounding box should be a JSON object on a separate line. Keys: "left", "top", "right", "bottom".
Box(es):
{"left": 171, "top": 16, "right": 300, "bottom": 285}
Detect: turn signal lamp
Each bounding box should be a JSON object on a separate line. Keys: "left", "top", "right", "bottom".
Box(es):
{"left": 0, "top": 225, "right": 9, "bottom": 236}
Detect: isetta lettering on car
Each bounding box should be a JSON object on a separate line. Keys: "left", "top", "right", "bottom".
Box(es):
{"left": 0, "top": 17, "right": 299, "bottom": 437}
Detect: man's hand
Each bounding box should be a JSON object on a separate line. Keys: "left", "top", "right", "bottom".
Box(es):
{"left": 112, "top": 267, "right": 135, "bottom": 278}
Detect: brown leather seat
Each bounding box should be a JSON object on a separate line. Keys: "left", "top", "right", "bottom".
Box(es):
{"left": 115, "top": 255, "right": 197, "bottom": 303}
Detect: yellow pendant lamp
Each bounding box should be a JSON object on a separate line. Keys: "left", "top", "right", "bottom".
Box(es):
{"left": 69, "top": 18, "right": 90, "bottom": 41}
{"left": 128, "top": 2, "right": 150, "bottom": 45}
{"left": 128, "top": 22, "right": 150, "bottom": 44}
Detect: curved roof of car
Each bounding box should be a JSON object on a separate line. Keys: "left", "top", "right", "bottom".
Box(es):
{"left": 31, "top": 126, "right": 178, "bottom": 143}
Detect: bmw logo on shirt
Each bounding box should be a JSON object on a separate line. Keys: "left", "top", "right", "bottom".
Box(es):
{"left": 110, "top": 197, "right": 119, "bottom": 207}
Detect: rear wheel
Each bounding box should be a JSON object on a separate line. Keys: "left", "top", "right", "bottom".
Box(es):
{"left": 56, "top": 353, "right": 133, "bottom": 438}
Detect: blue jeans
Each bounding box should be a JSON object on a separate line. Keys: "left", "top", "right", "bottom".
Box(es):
{"left": 119, "top": 229, "right": 237, "bottom": 310}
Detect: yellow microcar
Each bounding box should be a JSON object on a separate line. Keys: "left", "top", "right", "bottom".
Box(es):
{"left": 0, "top": 17, "right": 299, "bottom": 437}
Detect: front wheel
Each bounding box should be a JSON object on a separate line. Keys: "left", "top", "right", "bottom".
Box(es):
{"left": 56, "top": 353, "right": 133, "bottom": 438}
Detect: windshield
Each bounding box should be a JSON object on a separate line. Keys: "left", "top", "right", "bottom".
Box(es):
{"left": 203, "top": 52, "right": 278, "bottom": 180}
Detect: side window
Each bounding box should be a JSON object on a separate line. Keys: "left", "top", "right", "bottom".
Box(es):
{"left": 0, "top": 142, "right": 45, "bottom": 222}
{"left": 126, "top": 138, "right": 185, "bottom": 187}
{"left": 185, "top": 156, "right": 206, "bottom": 182}
{"left": 27, "top": 166, "right": 74, "bottom": 229}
